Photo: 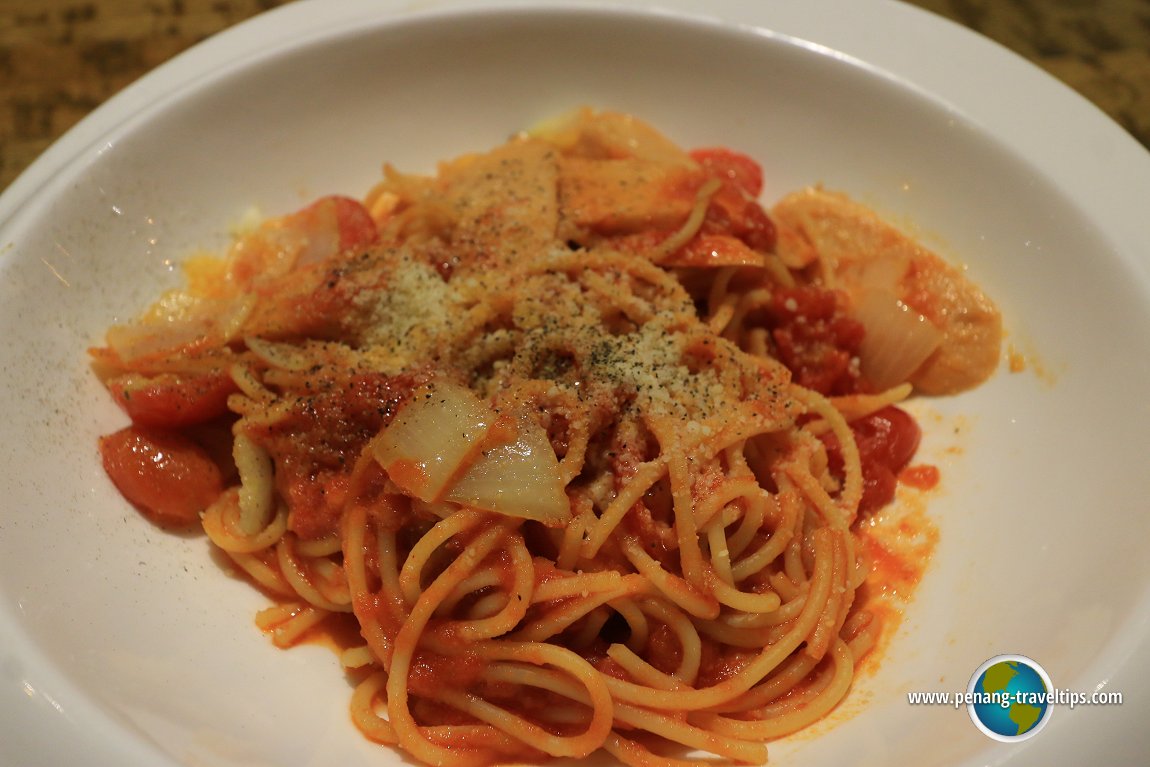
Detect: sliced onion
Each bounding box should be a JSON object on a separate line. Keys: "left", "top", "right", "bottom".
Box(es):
{"left": 852, "top": 287, "right": 943, "bottom": 391}
{"left": 445, "top": 412, "right": 570, "bottom": 525}
{"left": 373, "top": 378, "right": 570, "bottom": 523}
{"left": 105, "top": 295, "right": 252, "bottom": 362}
{"left": 372, "top": 380, "right": 491, "bottom": 502}
{"left": 105, "top": 317, "right": 209, "bottom": 362}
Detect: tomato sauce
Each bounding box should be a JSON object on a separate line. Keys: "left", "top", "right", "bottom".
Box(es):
{"left": 766, "top": 286, "right": 866, "bottom": 396}
{"left": 899, "top": 464, "right": 940, "bottom": 491}
{"left": 244, "top": 371, "right": 418, "bottom": 540}
{"left": 407, "top": 643, "right": 486, "bottom": 698}
{"left": 857, "top": 474, "right": 940, "bottom": 651}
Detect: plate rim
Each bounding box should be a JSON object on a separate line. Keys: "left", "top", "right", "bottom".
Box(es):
{"left": 2, "top": 2, "right": 1148, "bottom": 766}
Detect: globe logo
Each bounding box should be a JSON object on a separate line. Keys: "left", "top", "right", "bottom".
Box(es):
{"left": 967, "top": 654, "right": 1053, "bottom": 742}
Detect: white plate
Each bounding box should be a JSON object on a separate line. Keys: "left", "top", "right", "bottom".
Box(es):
{"left": 2, "top": 1, "right": 1149, "bottom": 765}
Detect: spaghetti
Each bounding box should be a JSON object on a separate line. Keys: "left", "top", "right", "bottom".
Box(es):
{"left": 91, "top": 109, "right": 1001, "bottom": 766}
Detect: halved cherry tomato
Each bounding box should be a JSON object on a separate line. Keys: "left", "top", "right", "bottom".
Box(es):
{"left": 821, "top": 405, "right": 922, "bottom": 516}
{"left": 99, "top": 425, "right": 223, "bottom": 527}
{"left": 313, "top": 195, "right": 380, "bottom": 253}
{"left": 852, "top": 406, "right": 921, "bottom": 475}
{"left": 229, "top": 195, "right": 379, "bottom": 287}
{"left": 689, "top": 149, "right": 777, "bottom": 253}
{"left": 106, "top": 371, "right": 236, "bottom": 428}
{"left": 689, "top": 148, "right": 764, "bottom": 197}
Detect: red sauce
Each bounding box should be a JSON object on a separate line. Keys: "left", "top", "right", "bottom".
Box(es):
{"left": 766, "top": 286, "right": 866, "bottom": 396}
{"left": 384, "top": 458, "right": 430, "bottom": 497}
{"left": 644, "top": 623, "right": 683, "bottom": 675}
{"left": 695, "top": 644, "right": 762, "bottom": 688}
{"left": 859, "top": 532, "right": 923, "bottom": 599}
{"left": 245, "top": 371, "right": 418, "bottom": 540}
{"left": 407, "top": 643, "right": 486, "bottom": 698}
{"left": 899, "top": 464, "right": 940, "bottom": 491}
{"left": 849, "top": 501, "right": 939, "bottom": 678}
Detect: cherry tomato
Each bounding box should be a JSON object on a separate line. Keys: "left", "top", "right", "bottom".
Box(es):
{"left": 820, "top": 406, "right": 922, "bottom": 516}
{"left": 322, "top": 195, "right": 379, "bottom": 252}
{"left": 107, "top": 371, "right": 236, "bottom": 428}
{"left": 852, "top": 406, "right": 921, "bottom": 475}
{"left": 689, "top": 147, "right": 764, "bottom": 197}
{"left": 99, "top": 425, "right": 223, "bottom": 527}
{"left": 689, "top": 149, "right": 777, "bottom": 253}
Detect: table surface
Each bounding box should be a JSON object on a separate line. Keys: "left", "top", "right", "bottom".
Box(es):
{"left": 1, "top": 0, "right": 1148, "bottom": 193}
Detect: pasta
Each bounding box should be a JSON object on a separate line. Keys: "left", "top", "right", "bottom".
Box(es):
{"left": 91, "top": 109, "right": 1001, "bottom": 766}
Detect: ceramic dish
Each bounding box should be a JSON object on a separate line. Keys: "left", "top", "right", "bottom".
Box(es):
{"left": 2, "top": 1, "right": 1149, "bottom": 765}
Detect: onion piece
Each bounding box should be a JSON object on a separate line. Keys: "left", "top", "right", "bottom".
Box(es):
{"left": 852, "top": 287, "right": 943, "bottom": 391}
{"left": 372, "top": 380, "right": 491, "bottom": 502}
{"left": 445, "top": 413, "right": 571, "bottom": 526}
{"left": 105, "top": 294, "right": 252, "bottom": 362}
